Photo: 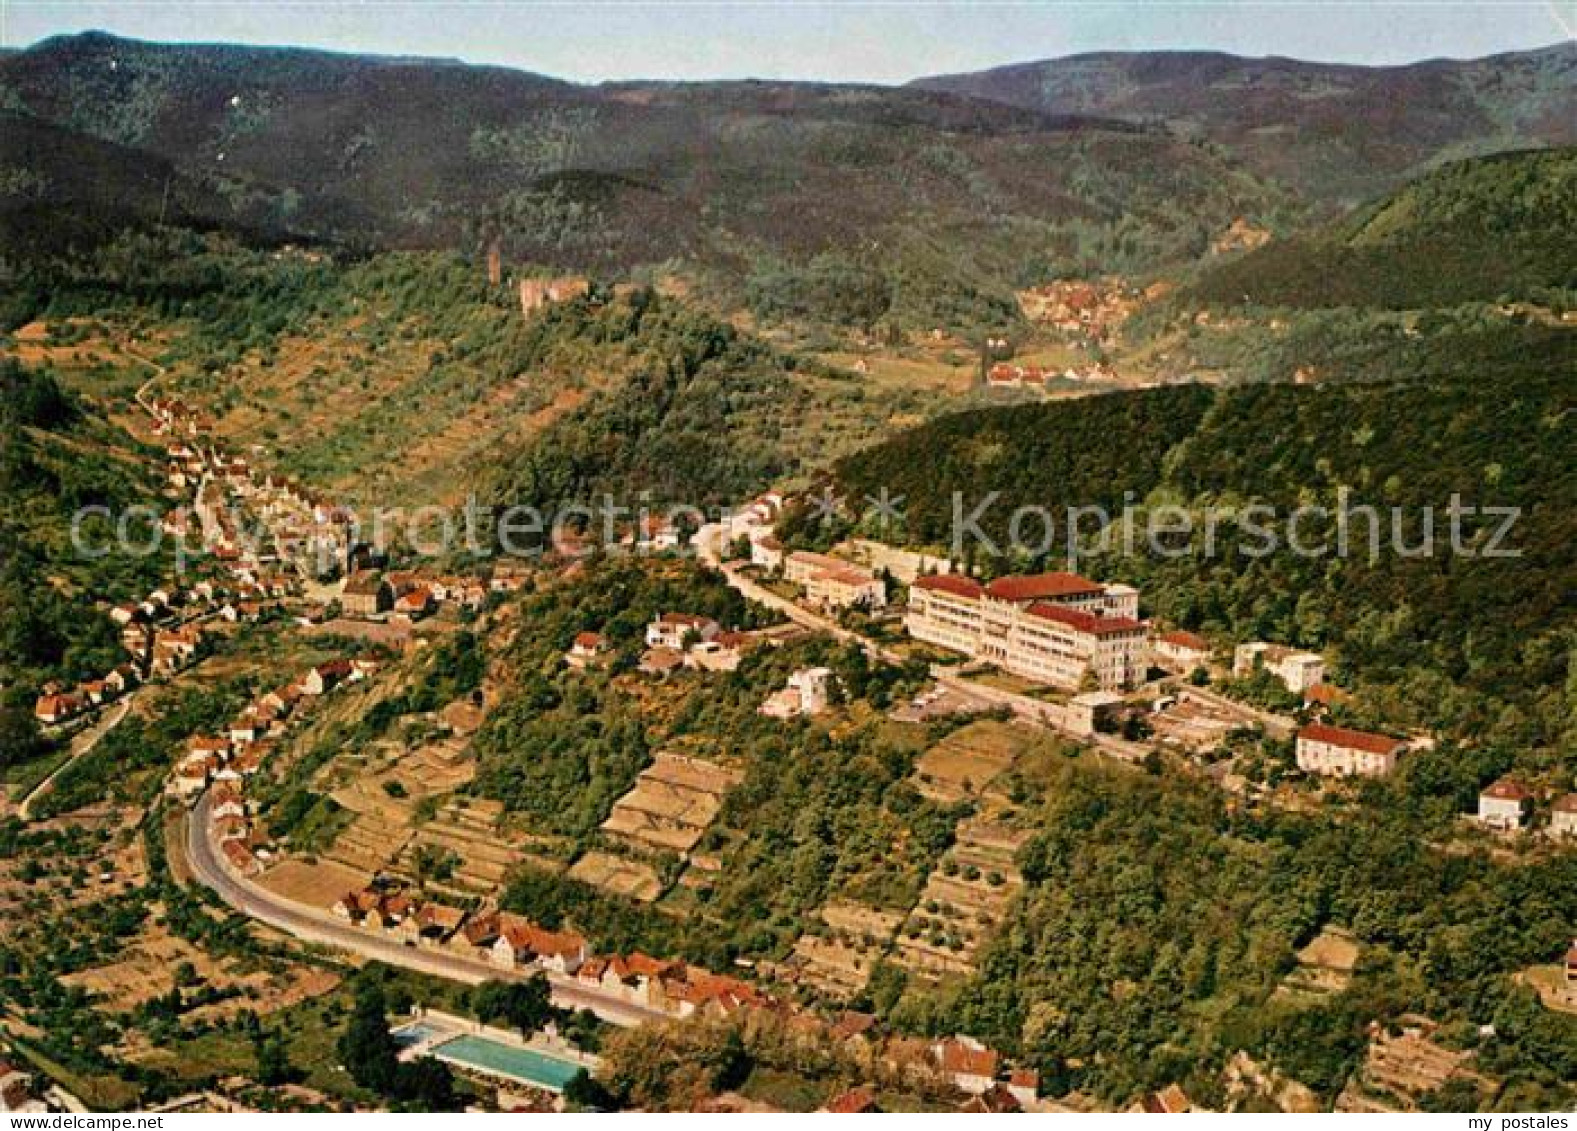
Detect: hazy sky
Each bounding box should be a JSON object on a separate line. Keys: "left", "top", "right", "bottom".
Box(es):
{"left": 5, "top": 2, "right": 1574, "bottom": 83}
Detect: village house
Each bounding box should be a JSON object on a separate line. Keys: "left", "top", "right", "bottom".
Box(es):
{"left": 171, "top": 755, "right": 218, "bottom": 799}
{"left": 1151, "top": 629, "right": 1212, "bottom": 674}
{"left": 1295, "top": 723, "right": 1407, "bottom": 779}
{"left": 1233, "top": 642, "right": 1326, "bottom": 694}
{"left": 785, "top": 550, "right": 886, "bottom": 611}
{"left": 750, "top": 534, "right": 785, "bottom": 572}
{"left": 121, "top": 622, "right": 155, "bottom": 665}
{"left": 565, "top": 631, "right": 611, "bottom": 669}
{"left": 645, "top": 613, "right": 721, "bottom": 650}
{"left": 823, "top": 1088, "right": 881, "bottom": 1113}
{"left": 491, "top": 916, "right": 588, "bottom": 974}
{"left": 220, "top": 839, "right": 262, "bottom": 877}
{"left": 341, "top": 572, "right": 392, "bottom": 618}
{"left": 409, "top": 902, "right": 467, "bottom": 948}
{"left": 686, "top": 631, "right": 751, "bottom": 674}
{"left": 109, "top": 602, "right": 142, "bottom": 627}
{"left": 906, "top": 571, "right": 1147, "bottom": 691}
{"left": 1007, "top": 1069, "right": 1041, "bottom": 1108}
{"left": 1550, "top": 794, "right": 1577, "bottom": 838}
{"left": 393, "top": 585, "right": 435, "bottom": 620}
{"left": 152, "top": 626, "right": 203, "bottom": 674}
{"left": 32, "top": 693, "right": 84, "bottom": 725}
{"left": 934, "top": 1037, "right": 1001, "bottom": 1095}
{"left": 451, "top": 909, "right": 502, "bottom": 958}
{"left": 302, "top": 659, "right": 353, "bottom": 696}
{"left": 760, "top": 667, "right": 835, "bottom": 718}
{"left": 211, "top": 788, "right": 247, "bottom": 822}
{"left": 0, "top": 1059, "right": 41, "bottom": 1113}
{"left": 188, "top": 735, "right": 232, "bottom": 760}
{"left": 104, "top": 664, "right": 139, "bottom": 695}
{"left": 1477, "top": 778, "right": 1532, "bottom": 831}
{"left": 1143, "top": 1085, "right": 1196, "bottom": 1113}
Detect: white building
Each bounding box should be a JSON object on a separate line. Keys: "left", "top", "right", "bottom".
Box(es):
{"left": 645, "top": 613, "right": 721, "bottom": 650}
{"left": 906, "top": 571, "right": 1146, "bottom": 690}
{"left": 750, "top": 533, "right": 785, "bottom": 572}
{"left": 760, "top": 667, "right": 834, "bottom": 718}
{"left": 1151, "top": 629, "right": 1212, "bottom": 674}
{"left": 1477, "top": 778, "right": 1532, "bottom": 830}
{"left": 1295, "top": 723, "right": 1406, "bottom": 778}
{"left": 785, "top": 551, "right": 886, "bottom": 611}
{"left": 1550, "top": 794, "right": 1577, "bottom": 838}
{"left": 1233, "top": 642, "right": 1326, "bottom": 694}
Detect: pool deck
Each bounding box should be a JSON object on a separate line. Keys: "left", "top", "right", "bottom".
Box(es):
{"left": 391, "top": 1008, "right": 600, "bottom": 1093}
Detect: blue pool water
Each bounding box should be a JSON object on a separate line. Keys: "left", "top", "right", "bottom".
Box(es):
{"left": 432, "top": 1034, "right": 584, "bottom": 1091}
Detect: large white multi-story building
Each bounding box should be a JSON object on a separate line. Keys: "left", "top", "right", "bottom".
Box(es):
{"left": 906, "top": 571, "right": 1146, "bottom": 690}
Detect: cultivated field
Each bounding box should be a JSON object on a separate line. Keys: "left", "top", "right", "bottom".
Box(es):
{"left": 566, "top": 850, "right": 665, "bottom": 902}
{"left": 601, "top": 754, "right": 742, "bottom": 856}
{"left": 911, "top": 719, "right": 1027, "bottom": 803}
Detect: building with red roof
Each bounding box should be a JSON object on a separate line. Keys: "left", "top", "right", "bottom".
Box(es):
{"left": 1477, "top": 777, "right": 1532, "bottom": 830}
{"left": 907, "top": 570, "right": 1145, "bottom": 689}
{"left": 1296, "top": 723, "right": 1407, "bottom": 779}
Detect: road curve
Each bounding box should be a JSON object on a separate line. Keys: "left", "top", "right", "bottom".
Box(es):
{"left": 184, "top": 792, "right": 666, "bottom": 1028}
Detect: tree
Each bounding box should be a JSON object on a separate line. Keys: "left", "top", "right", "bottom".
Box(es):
{"left": 563, "top": 1068, "right": 619, "bottom": 1111}
{"left": 472, "top": 976, "right": 554, "bottom": 1036}
{"left": 338, "top": 979, "right": 400, "bottom": 1096}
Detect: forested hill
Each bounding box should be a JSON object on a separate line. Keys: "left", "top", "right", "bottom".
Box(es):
{"left": 913, "top": 43, "right": 1577, "bottom": 205}
{"left": 0, "top": 32, "right": 1288, "bottom": 328}
{"left": 835, "top": 368, "right": 1577, "bottom": 754}
{"left": 0, "top": 361, "right": 168, "bottom": 759}
{"left": 1184, "top": 147, "right": 1577, "bottom": 309}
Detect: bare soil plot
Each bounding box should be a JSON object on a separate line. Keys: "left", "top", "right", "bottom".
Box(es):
{"left": 1276, "top": 926, "right": 1360, "bottom": 1000}
{"left": 566, "top": 851, "right": 665, "bottom": 902}
{"left": 911, "top": 720, "right": 1027, "bottom": 803}
{"left": 259, "top": 857, "right": 373, "bottom": 908}
{"left": 601, "top": 754, "right": 743, "bottom": 856}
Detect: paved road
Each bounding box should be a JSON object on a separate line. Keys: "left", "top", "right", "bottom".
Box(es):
{"left": 20, "top": 698, "right": 135, "bottom": 820}
{"left": 184, "top": 792, "right": 666, "bottom": 1028}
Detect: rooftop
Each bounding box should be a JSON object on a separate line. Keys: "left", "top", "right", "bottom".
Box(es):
{"left": 984, "top": 571, "right": 1104, "bottom": 603}
{"left": 1297, "top": 723, "right": 1405, "bottom": 756}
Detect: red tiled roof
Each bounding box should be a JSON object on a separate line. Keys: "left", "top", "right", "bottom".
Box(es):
{"left": 573, "top": 631, "right": 605, "bottom": 650}
{"left": 1553, "top": 793, "right": 1577, "bottom": 813}
{"left": 1482, "top": 777, "right": 1532, "bottom": 802}
{"left": 826, "top": 1088, "right": 880, "bottom": 1113}
{"left": 1025, "top": 603, "right": 1143, "bottom": 637}
{"left": 913, "top": 573, "right": 983, "bottom": 600}
{"left": 937, "top": 1040, "right": 1000, "bottom": 1078}
{"left": 984, "top": 572, "right": 1103, "bottom": 603}
{"left": 1297, "top": 723, "right": 1404, "bottom": 756}
{"left": 1159, "top": 630, "right": 1209, "bottom": 651}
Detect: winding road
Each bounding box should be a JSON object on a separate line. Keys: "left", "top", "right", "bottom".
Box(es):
{"left": 183, "top": 792, "right": 666, "bottom": 1028}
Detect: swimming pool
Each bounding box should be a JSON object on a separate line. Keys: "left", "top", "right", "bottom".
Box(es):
{"left": 432, "top": 1034, "right": 585, "bottom": 1092}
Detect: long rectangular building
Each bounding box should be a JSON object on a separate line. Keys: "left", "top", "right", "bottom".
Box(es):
{"left": 906, "top": 571, "right": 1146, "bottom": 690}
